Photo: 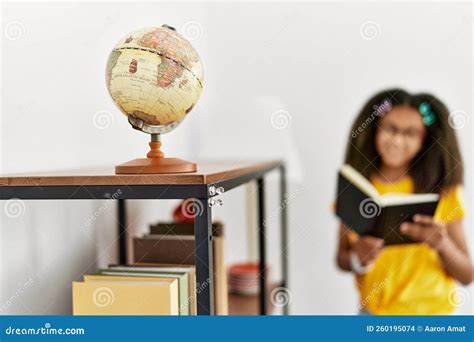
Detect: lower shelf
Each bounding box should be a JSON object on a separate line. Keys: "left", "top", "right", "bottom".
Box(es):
{"left": 228, "top": 282, "right": 280, "bottom": 315}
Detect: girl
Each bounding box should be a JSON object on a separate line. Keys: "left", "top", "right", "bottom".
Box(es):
{"left": 336, "top": 88, "right": 473, "bottom": 315}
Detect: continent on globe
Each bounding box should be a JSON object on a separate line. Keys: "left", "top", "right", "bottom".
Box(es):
{"left": 106, "top": 25, "right": 203, "bottom": 127}
{"left": 129, "top": 59, "right": 137, "bottom": 74}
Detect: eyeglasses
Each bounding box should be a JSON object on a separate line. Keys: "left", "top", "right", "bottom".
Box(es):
{"left": 377, "top": 123, "right": 425, "bottom": 141}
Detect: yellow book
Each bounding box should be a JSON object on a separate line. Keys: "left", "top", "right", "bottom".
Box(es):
{"left": 114, "top": 264, "right": 197, "bottom": 315}
{"left": 72, "top": 278, "right": 179, "bottom": 315}
{"left": 84, "top": 274, "right": 189, "bottom": 316}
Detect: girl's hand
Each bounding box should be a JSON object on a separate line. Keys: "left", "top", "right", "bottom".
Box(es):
{"left": 400, "top": 214, "right": 447, "bottom": 251}
{"left": 353, "top": 236, "right": 385, "bottom": 267}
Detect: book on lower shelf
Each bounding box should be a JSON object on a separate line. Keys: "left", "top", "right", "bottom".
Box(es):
{"left": 92, "top": 270, "right": 191, "bottom": 315}
{"left": 133, "top": 221, "right": 228, "bottom": 315}
{"left": 72, "top": 277, "right": 179, "bottom": 315}
{"left": 110, "top": 264, "right": 197, "bottom": 315}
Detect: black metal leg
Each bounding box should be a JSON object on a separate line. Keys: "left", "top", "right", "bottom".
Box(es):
{"left": 193, "top": 198, "right": 214, "bottom": 315}
{"left": 257, "top": 177, "right": 267, "bottom": 315}
{"left": 280, "top": 164, "right": 289, "bottom": 315}
{"left": 118, "top": 199, "right": 127, "bottom": 265}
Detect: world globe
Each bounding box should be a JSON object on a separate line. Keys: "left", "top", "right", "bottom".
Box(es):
{"left": 106, "top": 25, "right": 203, "bottom": 134}
{"left": 107, "top": 25, "right": 204, "bottom": 174}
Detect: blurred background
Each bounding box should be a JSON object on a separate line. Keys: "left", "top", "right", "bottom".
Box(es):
{"left": 0, "top": 0, "right": 472, "bottom": 314}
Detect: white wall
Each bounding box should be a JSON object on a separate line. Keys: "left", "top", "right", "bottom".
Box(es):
{"left": 1, "top": 1, "right": 472, "bottom": 315}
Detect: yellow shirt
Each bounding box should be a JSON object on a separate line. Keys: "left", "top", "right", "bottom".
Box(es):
{"left": 349, "top": 177, "right": 465, "bottom": 315}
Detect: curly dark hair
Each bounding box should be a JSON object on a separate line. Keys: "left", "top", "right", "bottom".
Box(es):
{"left": 344, "top": 88, "right": 463, "bottom": 194}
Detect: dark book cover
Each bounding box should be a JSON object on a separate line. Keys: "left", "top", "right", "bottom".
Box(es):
{"left": 133, "top": 235, "right": 197, "bottom": 265}
{"left": 335, "top": 166, "right": 439, "bottom": 245}
{"left": 149, "top": 221, "right": 224, "bottom": 237}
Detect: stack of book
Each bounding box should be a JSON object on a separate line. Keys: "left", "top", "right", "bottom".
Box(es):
{"left": 134, "top": 221, "right": 228, "bottom": 315}
{"left": 73, "top": 264, "right": 195, "bottom": 315}
{"left": 72, "top": 221, "right": 228, "bottom": 315}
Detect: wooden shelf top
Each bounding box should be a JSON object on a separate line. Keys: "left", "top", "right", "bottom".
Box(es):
{"left": 0, "top": 160, "right": 282, "bottom": 187}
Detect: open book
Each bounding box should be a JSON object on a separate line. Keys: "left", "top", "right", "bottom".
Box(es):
{"left": 335, "top": 164, "right": 439, "bottom": 245}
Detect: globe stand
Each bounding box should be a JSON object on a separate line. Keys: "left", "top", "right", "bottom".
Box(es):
{"left": 115, "top": 133, "right": 197, "bottom": 174}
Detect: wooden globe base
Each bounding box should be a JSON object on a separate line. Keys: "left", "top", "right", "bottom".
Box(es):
{"left": 115, "top": 140, "right": 197, "bottom": 174}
